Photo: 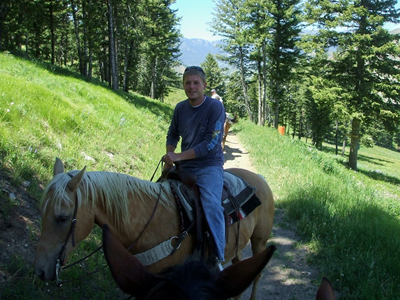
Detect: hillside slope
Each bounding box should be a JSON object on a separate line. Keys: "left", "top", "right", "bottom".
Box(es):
{"left": 0, "top": 52, "right": 174, "bottom": 297}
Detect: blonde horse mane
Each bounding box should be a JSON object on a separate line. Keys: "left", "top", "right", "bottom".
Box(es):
{"left": 41, "top": 171, "right": 173, "bottom": 233}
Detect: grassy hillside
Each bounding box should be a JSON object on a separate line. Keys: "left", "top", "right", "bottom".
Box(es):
{"left": 0, "top": 52, "right": 173, "bottom": 192}
{"left": 0, "top": 52, "right": 175, "bottom": 299}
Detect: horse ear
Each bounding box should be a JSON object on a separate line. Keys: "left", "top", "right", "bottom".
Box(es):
{"left": 316, "top": 277, "right": 336, "bottom": 300}
{"left": 66, "top": 166, "right": 86, "bottom": 192}
{"left": 216, "top": 245, "right": 276, "bottom": 298}
{"left": 53, "top": 157, "right": 64, "bottom": 176}
{"left": 102, "top": 224, "right": 160, "bottom": 297}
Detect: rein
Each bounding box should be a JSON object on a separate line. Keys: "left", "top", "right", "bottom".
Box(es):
{"left": 126, "top": 157, "right": 165, "bottom": 251}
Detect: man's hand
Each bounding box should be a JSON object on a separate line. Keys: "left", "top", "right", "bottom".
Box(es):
{"left": 163, "top": 152, "right": 180, "bottom": 168}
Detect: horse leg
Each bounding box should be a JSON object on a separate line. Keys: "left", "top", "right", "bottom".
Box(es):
{"left": 231, "top": 252, "right": 244, "bottom": 300}
{"left": 247, "top": 236, "right": 270, "bottom": 300}
{"left": 222, "top": 121, "right": 230, "bottom": 151}
{"left": 231, "top": 238, "right": 265, "bottom": 300}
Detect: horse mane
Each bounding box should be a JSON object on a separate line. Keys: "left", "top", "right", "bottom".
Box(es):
{"left": 41, "top": 171, "right": 173, "bottom": 233}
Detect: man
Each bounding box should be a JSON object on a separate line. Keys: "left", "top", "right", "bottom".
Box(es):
{"left": 164, "top": 66, "right": 225, "bottom": 268}
{"left": 211, "top": 89, "right": 223, "bottom": 105}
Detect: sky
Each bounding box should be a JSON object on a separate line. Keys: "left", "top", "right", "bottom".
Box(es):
{"left": 171, "top": 0, "right": 221, "bottom": 41}
{"left": 171, "top": 0, "right": 400, "bottom": 41}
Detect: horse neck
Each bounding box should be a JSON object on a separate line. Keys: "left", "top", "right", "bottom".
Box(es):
{"left": 87, "top": 172, "right": 174, "bottom": 243}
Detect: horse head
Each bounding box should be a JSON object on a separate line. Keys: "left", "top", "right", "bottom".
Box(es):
{"left": 34, "top": 158, "right": 94, "bottom": 281}
{"left": 102, "top": 224, "right": 276, "bottom": 300}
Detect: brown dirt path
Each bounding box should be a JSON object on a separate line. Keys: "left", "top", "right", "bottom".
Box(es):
{"left": 223, "top": 131, "right": 323, "bottom": 300}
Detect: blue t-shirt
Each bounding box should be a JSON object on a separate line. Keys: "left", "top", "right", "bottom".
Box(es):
{"left": 166, "top": 96, "right": 225, "bottom": 168}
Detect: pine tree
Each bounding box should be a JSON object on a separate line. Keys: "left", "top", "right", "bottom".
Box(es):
{"left": 305, "top": 0, "right": 400, "bottom": 170}
{"left": 201, "top": 53, "right": 225, "bottom": 96}
{"left": 211, "top": 0, "right": 255, "bottom": 121}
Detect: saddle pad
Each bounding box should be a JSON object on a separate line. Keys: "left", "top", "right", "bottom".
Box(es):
{"left": 223, "top": 171, "right": 261, "bottom": 225}
{"left": 168, "top": 171, "right": 261, "bottom": 226}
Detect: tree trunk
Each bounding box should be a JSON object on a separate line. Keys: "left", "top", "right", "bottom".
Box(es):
{"left": 342, "top": 138, "right": 346, "bottom": 156}
{"left": 49, "top": 0, "right": 55, "bottom": 65}
{"left": 107, "top": 0, "right": 118, "bottom": 91}
{"left": 261, "top": 40, "right": 267, "bottom": 126}
{"left": 239, "top": 46, "right": 253, "bottom": 122}
{"left": 71, "top": 0, "right": 83, "bottom": 75}
{"left": 82, "top": 1, "right": 88, "bottom": 77}
{"left": 150, "top": 58, "right": 157, "bottom": 99}
{"left": 335, "top": 119, "right": 338, "bottom": 155}
{"left": 123, "top": 41, "right": 130, "bottom": 92}
{"left": 257, "top": 61, "right": 262, "bottom": 125}
{"left": 348, "top": 117, "right": 361, "bottom": 170}
{"left": 273, "top": 82, "right": 280, "bottom": 129}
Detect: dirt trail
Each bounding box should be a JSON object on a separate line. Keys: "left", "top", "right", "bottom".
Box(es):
{"left": 223, "top": 131, "right": 322, "bottom": 300}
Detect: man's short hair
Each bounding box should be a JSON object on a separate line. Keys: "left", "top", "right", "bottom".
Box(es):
{"left": 211, "top": 89, "right": 216, "bottom": 93}
{"left": 183, "top": 66, "right": 206, "bottom": 83}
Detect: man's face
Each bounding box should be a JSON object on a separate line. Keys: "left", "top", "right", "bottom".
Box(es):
{"left": 183, "top": 74, "right": 207, "bottom": 104}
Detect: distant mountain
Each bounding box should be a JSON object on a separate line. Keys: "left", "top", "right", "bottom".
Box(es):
{"left": 178, "top": 27, "right": 400, "bottom": 68}
{"left": 178, "top": 38, "right": 224, "bottom": 66}
{"left": 390, "top": 28, "right": 400, "bottom": 35}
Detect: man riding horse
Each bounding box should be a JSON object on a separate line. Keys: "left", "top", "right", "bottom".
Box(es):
{"left": 163, "top": 66, "right": 226, "bottom": 269}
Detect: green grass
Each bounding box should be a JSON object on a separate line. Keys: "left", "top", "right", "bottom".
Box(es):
{"left": 0, "top": 52, "right": 172, "bottom": 299}
{"left": 164, "top": 86, "right": 187, "bottom": 107}
{"left": 0, "top": 52, "right": 171, "bottom": 189}
{"left": 1, "top": 51, "right": 400, "bottom": 299}
{"left": 233, "top": 121, "right": 400, "bottom": 299}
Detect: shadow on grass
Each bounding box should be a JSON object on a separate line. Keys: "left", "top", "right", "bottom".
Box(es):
{"left": 357, "top": 153, "right": 393, "bottom": 165}
{"left": 282, "top": 185, "right": 400, "bottom": 299}
{"left": 334, "top": 157, "right": 400, "bottom": 186}
{"left": 356, "top": 168, "right": 400, "bottom": 185}
{"left": 318, "top": 141, "right": 399, "bottom": 184}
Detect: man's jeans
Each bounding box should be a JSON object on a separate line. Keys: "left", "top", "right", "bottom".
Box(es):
{"left": 185, "top": 165, "right": 225, "bottom": 261}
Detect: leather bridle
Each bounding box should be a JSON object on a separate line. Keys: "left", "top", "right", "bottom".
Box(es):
{"left": 54, "top": 175, "right": 103, "bottom": 284}
{"left": 55, "top": 184, "right": 79, "bottom": 283}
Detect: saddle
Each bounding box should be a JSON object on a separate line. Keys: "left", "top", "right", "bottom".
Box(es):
{"left": 157, "top": 164, "right": 261, "bottom": 259}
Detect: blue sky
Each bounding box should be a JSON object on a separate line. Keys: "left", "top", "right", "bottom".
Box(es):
{"left": 171, "top": 0, "right": 220, "bottom": 41}
{"left": 171, "top": 0, "right": 400, "bottom": 41}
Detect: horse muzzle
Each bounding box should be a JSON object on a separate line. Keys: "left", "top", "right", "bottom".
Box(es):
{"left": 34, "top": 258, "right": 58, "bottom": 281}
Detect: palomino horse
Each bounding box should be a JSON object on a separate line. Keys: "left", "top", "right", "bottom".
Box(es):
{"left": 102, "top": 224, "right": 336, "bottom": 300}
{"left": 34, "top": 158, "right": 274, "bottom": 300}
{"left": 222, "top": 112, "right": 238, "bottom": 151}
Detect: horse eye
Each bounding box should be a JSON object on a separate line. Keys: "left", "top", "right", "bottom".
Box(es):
{"left": 56, "top": 215, "right": 69, "bottom": 223}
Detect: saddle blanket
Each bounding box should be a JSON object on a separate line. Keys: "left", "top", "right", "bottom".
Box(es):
{"left": 169, "top": 171, "right": 261, "bottom": 226}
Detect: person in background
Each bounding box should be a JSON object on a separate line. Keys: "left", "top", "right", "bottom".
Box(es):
{"left": 164, "top": 66, "right": 226, "bottom": 269}
{"left": 211, "top": 89, "right": 223, "bottom": 105}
